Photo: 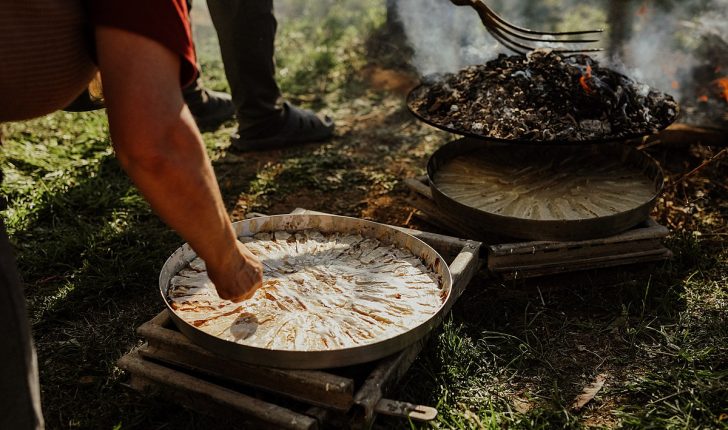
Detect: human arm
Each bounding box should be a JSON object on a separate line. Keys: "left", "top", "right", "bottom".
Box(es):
{"left": 95, "top": 26, "right": 262, "bottom": 301}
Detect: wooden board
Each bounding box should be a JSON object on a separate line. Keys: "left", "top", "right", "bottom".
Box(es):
{"left": 119, "top": 350, "right": 318, "bottom": 430}
{"left": 136, "top": 311, "right": 356, "bottom": 411}
{"left": 118, "top": 215, "right": 482, "bottom": 428}
{"left": 646, "top": 123, "right": 728, "bottom": 148}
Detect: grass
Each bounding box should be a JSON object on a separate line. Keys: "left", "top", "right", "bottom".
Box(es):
{"left": 2, "top": 1, "right": 727, "bottom": 428}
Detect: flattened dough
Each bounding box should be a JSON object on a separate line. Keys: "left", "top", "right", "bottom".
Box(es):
{"left": 167, "top": 230, "right": 444, "bottom": 351}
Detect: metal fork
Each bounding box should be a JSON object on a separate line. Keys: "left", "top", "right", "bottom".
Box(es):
{"left": 452, "top": 0, "right": 603, "bottom": 55}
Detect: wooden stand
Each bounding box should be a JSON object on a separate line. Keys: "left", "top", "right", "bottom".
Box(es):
{"left": 404, "top": 176, "right": 672, "bottom": 279}
{"left": 118, "top": 213, "right": 481, "bottom": 429}
{"left": 648, "top": 123, "right": 728, "bottom": 148}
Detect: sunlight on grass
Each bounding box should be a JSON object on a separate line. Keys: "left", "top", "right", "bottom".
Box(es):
{"left": 1, "top": 1, "right": 726, "bottom": 429}
{"left": 276, "top": 0, "right": 384, "bottom": 101}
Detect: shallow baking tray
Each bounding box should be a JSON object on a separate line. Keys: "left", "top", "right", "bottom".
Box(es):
{"left": 159, "top": 214, "right": 453, "bottom": 369}
{"left": 427, "top": 138, "right": 664, "bottom": 241}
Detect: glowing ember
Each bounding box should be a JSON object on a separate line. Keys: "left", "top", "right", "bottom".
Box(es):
{"left": 580, "top": 64, "right": 593, "bottom": 94}
{"left": 714, "top": 77, "right": 728, "bottom": 102}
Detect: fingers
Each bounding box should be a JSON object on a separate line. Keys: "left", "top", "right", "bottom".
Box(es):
{"left": 210, "top": 242, "right": 264, "bottom": 302}
{"left": 227, "top": 258, "right": 263, "bottom": 303}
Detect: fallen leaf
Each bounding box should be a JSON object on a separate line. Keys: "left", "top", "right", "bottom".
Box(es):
{"left": 571, "top": 373, "right": 607, "bottom": 412}
{"left": 79, "top": 375, "right": 96, "bottom": 385}
{"left": 512, "top": 397, "right": 533, "bottom": 414}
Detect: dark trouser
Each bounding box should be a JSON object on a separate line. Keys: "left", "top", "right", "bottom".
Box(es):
{"left": 206, "top": 0, "right": 283, "bottom": 129}
{"left": 0, "top": 187, "right": 44, "bottom": 429}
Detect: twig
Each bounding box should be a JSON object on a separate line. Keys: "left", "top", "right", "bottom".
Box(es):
{"left": 666, "top": 147, "right": 728, "bottom": 190}
{"left": 636, "top": 137, "right": 663, "bottom": 151}
{"left": 404, "top": 208, "right": 416, "bottom": 226}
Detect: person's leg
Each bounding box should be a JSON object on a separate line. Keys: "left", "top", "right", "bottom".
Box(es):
{"left": 182, "top": 0, "right": 235, "bottom": 130}
{"left": 182, "top": 76, "right": 236, "bottom": 130}
{"left": 205, "top": 0, "right": 334, "bottom": 150}
{"left": 0, "top": 174, "right": 44, "bottom": 430}
{"left": 206, "top": 0, "right": 281, "bottom": 129}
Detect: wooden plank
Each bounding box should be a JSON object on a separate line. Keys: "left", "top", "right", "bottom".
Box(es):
{"left": 404, "top": 194, "right": 489, "bottom": 242}
{"left": 488, "top": 219, "right": 668, "bottom": 256}
{"left": 118, "top": 351, "right": 318, "bottom": 430}
{"left": 495, "top": 249, "right": 672, "bottom": 279}
{"left": 403, "top": 177, "right": 433, "bottom": 200}
{"left": 448, "top": 242, "right": 482, "bottom": 302}
{"left": 304, "top": 407, "right": 347, "bottom": 429}
{"left": 137, "top": 311, "right": 355, "bottom": 411}
{"left": 493, "top": 248, "right": 671, "bottom": 272}
{"left": 488, "top": 239, "right": 665, "bottom": 269}
{"left": 351, "top": 338, "right": 427, "bottom": 428}
{"left": 647, "top": 123, "right": 728, "bottom": 148}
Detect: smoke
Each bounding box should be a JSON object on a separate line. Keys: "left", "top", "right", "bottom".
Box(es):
{"left": 395, "top": 0, "right": 606, "bottom": 76}
{"left": 616, "top": 0, "right": 728, "bottom": 101}
{"left": 395, "top": 0, "right": 728, "bottom": 103}
{"left": 395, "top": 0, "right": 506, "bottom": 76}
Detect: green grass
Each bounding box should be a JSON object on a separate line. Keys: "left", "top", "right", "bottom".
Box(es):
{"left": 383, "top": 235, "right": 727, "bottom": 429}
{"left": 2, "top": 1, "right": 727, "bottom": 429}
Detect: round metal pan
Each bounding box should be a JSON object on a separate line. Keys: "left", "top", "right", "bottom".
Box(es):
{"left": 427, "top": 138, "right": 664, "bottom": 241}
{"left": 159, "top": 214, "right": 453, "bottom": 369}
{"left": 407, "top": 83, "right": 678, "bottom": 145}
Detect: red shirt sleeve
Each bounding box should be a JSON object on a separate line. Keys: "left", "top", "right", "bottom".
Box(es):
{"left": 86, "top": 0, "right": 198, "bottom": 87}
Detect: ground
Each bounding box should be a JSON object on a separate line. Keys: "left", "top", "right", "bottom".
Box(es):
{"left": 1, "top": 2, "right": 726, "bottom": 429}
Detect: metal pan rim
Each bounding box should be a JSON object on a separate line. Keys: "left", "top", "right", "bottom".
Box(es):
{"left": 426, "top": 138, "right": 665, "bottom": 241}
{"left": 158, "top": 213, "right": 453, "bottom": 369}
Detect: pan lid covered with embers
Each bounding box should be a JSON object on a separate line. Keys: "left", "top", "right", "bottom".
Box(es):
{"left": 408, "top": 49, "right": 678, "bottom": 143}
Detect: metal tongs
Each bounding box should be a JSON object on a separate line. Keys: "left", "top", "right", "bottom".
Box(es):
{"left": 450, "top": 0, "right": 603, "bottom": 55}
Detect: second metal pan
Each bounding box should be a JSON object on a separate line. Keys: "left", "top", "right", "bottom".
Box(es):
{"left": 427, "top": 138, "right": 664, "bottom": 241}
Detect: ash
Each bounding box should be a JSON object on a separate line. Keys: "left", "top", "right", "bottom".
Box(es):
{"left": 408, "top": 50, "right": 679, "bottom": 142}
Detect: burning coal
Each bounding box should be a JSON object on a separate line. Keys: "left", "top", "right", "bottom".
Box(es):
{"left": 715, "top": 77, "right": 728, "bottom": 103}
{"left": 408, "top": 49, "right": 678, "bottom": 142}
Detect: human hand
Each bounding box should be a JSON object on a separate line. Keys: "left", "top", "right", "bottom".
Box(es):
{"left": 207, "top": 241, "right": 263, "bottom": 302}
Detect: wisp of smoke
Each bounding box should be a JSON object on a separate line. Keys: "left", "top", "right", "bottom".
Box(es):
{"left": 396, "top": 0, "right": 727, "bottom": 103}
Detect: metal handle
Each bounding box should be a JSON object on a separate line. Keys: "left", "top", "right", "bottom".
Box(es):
{"left": 374, "top": 398, "right": 438, "bottom": 422}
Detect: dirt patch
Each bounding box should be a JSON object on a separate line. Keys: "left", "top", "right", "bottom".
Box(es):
{"left": 362, "top": 65, "right": 419, "bottom": 96}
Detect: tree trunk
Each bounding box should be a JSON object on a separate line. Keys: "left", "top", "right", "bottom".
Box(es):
{"left": 608, "top": 0, "right": 634, "bottom": 62}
